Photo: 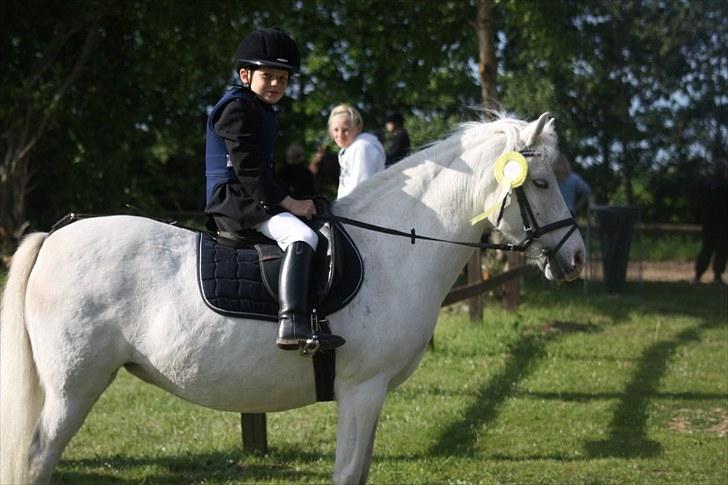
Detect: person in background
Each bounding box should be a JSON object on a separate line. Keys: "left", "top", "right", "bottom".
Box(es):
{"left": 308, "top": 145, "right": 340, "bottom": 198}
{"left": 277, "top": 143, "right": 315, "bottom": 198}
{"left": 553, "top": 154, "right": 591, "bottom": 216}
{"left": 693, "top": 159, "right": 728, "bottom": 284}
{"left": 204, "top": 28, "right": 343, "bottom": 351}
{"left": 328, "top": 104, "right": 385, "bottom": 199}
{"left": 384, "top": 111, "right": 411, "bottom": 166}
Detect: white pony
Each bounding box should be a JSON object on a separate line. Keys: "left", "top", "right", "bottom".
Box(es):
{"left": 1, "top": 113, "right": 585, "bottom": 484}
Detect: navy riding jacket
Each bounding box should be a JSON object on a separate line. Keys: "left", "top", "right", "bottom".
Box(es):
{"left": 204, "top": 87, "right": 287, "bottom": 231}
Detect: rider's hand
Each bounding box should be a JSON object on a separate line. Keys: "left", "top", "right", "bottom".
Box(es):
{"left": 279, "top": 196, "right": 317, "bottom": 220}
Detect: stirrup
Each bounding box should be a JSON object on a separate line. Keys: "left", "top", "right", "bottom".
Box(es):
{"left": 298, "top": 310, "right": 345, "bottom": 356}
{"left": 300, "top": 338, "right": 321, "bottom": 356}
{"left": 298, "top": 333, "right": 346, "bottom": 356}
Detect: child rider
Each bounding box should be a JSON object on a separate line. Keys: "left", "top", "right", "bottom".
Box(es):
{"left": 204, "top": 28, "right": 344, "bottom": 352}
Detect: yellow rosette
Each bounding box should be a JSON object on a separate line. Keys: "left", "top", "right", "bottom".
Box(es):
{"left": 470, "top": 151, "right": 529, "bottom": 225}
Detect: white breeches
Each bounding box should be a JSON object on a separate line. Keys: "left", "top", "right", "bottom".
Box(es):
{"left": 257, "top": 212, "right": 318, "bottom": 251}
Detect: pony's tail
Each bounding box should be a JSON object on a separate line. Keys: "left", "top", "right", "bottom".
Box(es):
{"left": 1, "top": 232, "right": 47, "bottom": 484}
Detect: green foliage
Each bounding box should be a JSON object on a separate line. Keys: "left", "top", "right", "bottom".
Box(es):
{"left": 499, "top": 0, "right": 727, "bottom": 221}
{"left": 405, "top": 114, "right": 463, "bottom": 150}
{"left": 2, "top": 0, "right": 724, "bottom": 235}
{"left": 637, "top": 234, "right": 701, "bottom": 262}
{"left": 53, "top": 279, "right": 727, "bottom": 483}
{"left": 584, "top": 222, "right": 700, "bottom": 263}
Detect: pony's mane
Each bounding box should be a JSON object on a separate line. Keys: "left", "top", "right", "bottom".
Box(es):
{"left": 391, "top": 112, "right": 531, "bottom": 169}
{"left": 334, "top": 112, "right": 558, "bottom": 214}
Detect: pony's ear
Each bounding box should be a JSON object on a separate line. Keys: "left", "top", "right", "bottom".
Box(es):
{"left": 545, "top": 117, "right": 556, "bottom": 133}
{"left": 523, "top": 112, "right": 551, "bottom": 146}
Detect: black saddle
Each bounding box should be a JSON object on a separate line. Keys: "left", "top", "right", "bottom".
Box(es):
{"left": 197, "top": 217, "right": 364, "bottom": 321}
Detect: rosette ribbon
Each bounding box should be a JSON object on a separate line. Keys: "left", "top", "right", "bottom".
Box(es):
{"left": 470, "top": 151, "right": 529, "bottom": 225}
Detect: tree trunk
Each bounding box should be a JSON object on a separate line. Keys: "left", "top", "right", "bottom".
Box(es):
{"left": 476, "top": 0, "right": 497, "bottom": 109}
{"left": 467, "top": 0, "right": 500, "bottom": 319}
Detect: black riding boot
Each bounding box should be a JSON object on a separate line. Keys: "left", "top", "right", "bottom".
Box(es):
{"left": 276, "top": 242, "right": 345, "bottom": 351}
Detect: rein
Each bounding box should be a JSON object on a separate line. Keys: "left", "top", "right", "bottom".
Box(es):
{"left": 320, "top": 213, "right": 527, "bottom": 252}
{"left": 321, "top": 187, "right": 577, "bottom": 258}
{"left": 319, "top": 147, "right": 578, "bottom": 258}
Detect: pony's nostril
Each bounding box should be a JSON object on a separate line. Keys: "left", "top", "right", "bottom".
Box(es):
{"left": 574, "top": 249, "right": 583, "bottom": 267}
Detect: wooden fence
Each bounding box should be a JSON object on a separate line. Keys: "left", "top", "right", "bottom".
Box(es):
{"left": 0, "top": 220, "right": 701, "bottom": 454}
{"left": 240, "top": 251, "right": 528, "bottom": 453}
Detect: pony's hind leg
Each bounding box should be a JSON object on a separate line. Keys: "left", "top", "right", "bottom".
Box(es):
{"left": 333, "top": 378, "right": 388, "bottom": 485}
{"left": 27, "top": 370, "right": 119, "bottom": 483}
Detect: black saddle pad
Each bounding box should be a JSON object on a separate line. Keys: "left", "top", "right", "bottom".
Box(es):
{"left": 197, "top": 223, "right": 364, "bottom": 320}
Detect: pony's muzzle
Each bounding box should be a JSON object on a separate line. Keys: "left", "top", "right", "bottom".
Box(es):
{"left": 548, "top": 247, "right": 584, "bottom": 282}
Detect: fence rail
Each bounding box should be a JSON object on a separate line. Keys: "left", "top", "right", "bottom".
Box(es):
{"left": 637, "top": 223, "right": 700, "bottom": 235}
{"left": 442, "top": 264, "right": 531, "bottom": 306}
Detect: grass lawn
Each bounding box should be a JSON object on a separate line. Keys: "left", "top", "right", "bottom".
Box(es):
{"left": 38, "top": 276, "right": 726, "bottom": 484}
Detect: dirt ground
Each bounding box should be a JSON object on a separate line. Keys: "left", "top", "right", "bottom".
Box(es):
{"left": 586, "top": 260, "right": 697, "bottom": 283}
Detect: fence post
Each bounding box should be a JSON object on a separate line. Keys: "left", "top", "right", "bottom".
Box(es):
{"left": 467, "top": 251, "right": 483, "bottom": 322}
{"left": 503, "top": 252, "right": 521, "bottom": 311}
{"left": 241, "top": 413, "right": 268, "bottom": 454}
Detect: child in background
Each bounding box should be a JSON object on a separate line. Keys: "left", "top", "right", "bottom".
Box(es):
{"left": 328, "top": 104, "right": 385, "bottom": 199}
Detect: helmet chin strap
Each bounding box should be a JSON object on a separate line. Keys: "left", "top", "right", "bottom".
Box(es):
{"left": 239, "top": 67, "right": 253, "bottom": 87}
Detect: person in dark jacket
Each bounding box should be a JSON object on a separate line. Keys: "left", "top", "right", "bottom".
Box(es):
{"left": 384, "top": 111, "right": 411, "bottom": 166}
{"left": 277, "top": 143, "right": 316, "bottom": 199}
{"left": 204, "top": 28, "right": 343, "bottom": 351}
{"left": 693, "top": 159, "right": 728, "bottom": 284}
{"left": 308, "top": 145, "right": 340, "bottom": 199}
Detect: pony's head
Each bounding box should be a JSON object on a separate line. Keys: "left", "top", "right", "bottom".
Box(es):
{"left": 472, "top": 112, "right": 585, "bottom": 282}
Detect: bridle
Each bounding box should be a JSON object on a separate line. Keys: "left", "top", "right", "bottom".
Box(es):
{"left": 318, "top": 150, "right": 578, "bottom": 260}
{"left": 507, "top": 184, "right": 578, "bottom": 258}
{"left": 485, "top": 148, "right": 578, "bottom": 259}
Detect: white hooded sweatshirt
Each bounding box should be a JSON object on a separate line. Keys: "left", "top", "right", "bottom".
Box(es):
{"left": 336, "top": 132, "right": 386, "bottom": 199}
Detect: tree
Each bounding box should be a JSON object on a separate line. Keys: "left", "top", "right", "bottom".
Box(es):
{"left": 475, "top": 0, "right": 497, "bottom": 108}
{"left": 0, "top": 2, "right": 105, "bottom": 241}
{"left": 2, "top": 0, "right": 723, "bottom": 250}
{"left": 1, "top": 2, "right": 252, "bottom": 241}
{"left": 498, "top": 0, "right": 727, "bottom": 220}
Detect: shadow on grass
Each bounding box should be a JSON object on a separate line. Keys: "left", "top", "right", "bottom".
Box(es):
{"left": 429, "top": 304, "right": 724, "bottom": 461}
{"left": 528, "top": 278, "right": 726, "bottom": 458}
{"left": 56, "top": 449, "right": 331, "bottom": 484}
{"left": 516, "top": 390, "right": 728, "bottom": 402}
{"left": 583, "top": 318, "right": 721, "bottom": 458}
{"left": 429, "top": 321, "right": 598, "bottom": 457}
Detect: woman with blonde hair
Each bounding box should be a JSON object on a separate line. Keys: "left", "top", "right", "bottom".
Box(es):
{"left": 328, "top": 103, "right": 385, "bottom": 199}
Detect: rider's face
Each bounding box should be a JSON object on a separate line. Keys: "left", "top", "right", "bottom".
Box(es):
{"left": 240, "top": 67, "right": 289, "bottom": 104}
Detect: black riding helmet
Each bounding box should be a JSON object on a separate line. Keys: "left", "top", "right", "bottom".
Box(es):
{"left": 234, "top": 28, "right": 300, "bottom": 73}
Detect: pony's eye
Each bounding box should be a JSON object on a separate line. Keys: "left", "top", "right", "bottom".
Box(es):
{"left": 533, "top": 178, "right": 549, "bottom": 189}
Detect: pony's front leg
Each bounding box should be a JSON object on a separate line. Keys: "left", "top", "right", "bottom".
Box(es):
{"left": 333, "top": 378, "right": 388, "bottom": 485}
